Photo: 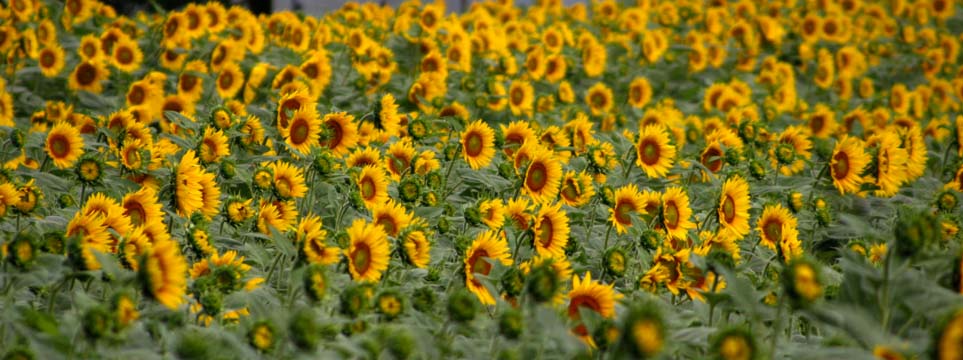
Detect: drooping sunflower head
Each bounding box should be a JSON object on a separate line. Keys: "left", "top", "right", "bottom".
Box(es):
{"left": 139, "top": 239, "right": 187, "bottom": 310}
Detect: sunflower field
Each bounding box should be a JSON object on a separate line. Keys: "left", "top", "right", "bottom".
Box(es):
{"left": 2, "top": 0, "right": 963, "bottom": 358}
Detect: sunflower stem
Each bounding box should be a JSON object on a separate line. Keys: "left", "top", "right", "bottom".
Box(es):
{"left": 266, "top": 253, "right": 284, "bottom": 287}
{"left": 880, "top": 244, "right": 894, "bottom": 330}
{"left": 708, "top": 273, "right": 720, "bottom": 326}
{"left": 602, "top": 224, "right": 613, "bottom": 252}
{"left": 769, "top": 292, "right": 785, "bottom": 358}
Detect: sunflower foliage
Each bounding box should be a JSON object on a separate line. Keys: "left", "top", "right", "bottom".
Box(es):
{"left": 1, "top": 0, "right": 963, "bottom": 358}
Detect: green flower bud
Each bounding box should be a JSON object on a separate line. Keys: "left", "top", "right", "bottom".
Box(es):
{"left": 385, "top": 327, "right": 415, "bottom": 359}
{"left": 526, "top": 263, "right": 558, "bottom": 303}
{"left": 83, "top": 306, "right": 112, "bottom": 341}
{"left": 304, "top": 264, "right": 327, "bottom": 302}
{"left": 617, "top": 303, "right": 666, "bottom": 359}
{"left": 604, "top": 247, "right": 627, "bottom": 277}
{"left": 398, "top": 177, "right": 422, "bottom": 203}
{"left": 501, "top": 267, "right": 525, "bottom": 298}
{"left": 711, "top": 327, "right": 759, "bottom": 360}
{"left": 248, "top": 320, "right": 276, "bottom": 352}
{"left": 783, "top": 257, "right": 823, "bottom": 308}
{"left": 412, "top": 286, "right": 437, "bottom": 313}
{"left": 289, "top": 308, "right": 320, "bottom": 351}
{"left": 376, "top": 290, "right": 405, "bottom": 320}
{"left": 498, "top": 309, "right": 524, "bottom": 340}
{"left": 447, "top": 290, "right": 478, "bottom": 323}
{"left": 340, "top": 285, "right": 369, "bottom": 317}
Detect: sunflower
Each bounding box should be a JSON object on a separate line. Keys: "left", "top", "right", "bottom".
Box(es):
{"left": 283, "top": 108, "right": 321, "bottom": 155}
{"left": 868, "top": 132, "right": 909, "bottom": 197}
{"left": 769, "top": 125, "right": 813, "bottom": 176}
{"left": 346, "top": 146, "right": 382, "bottom": 169}
{"left": 500, "top": 121, "right": 538, "bottom": 158}
{"left": 508, "top": 80, "right": 535, "bottom": 116}
{"left": 635, "top": 125, "right": 676, "bottom": 178}
{"left": 479, "top": 199, "right": 506, "bottom": 229}
{"left": 174, "top": 150, "right": 205, "bottom": 216}
{"left": 357, "top": 165, "right": 389, "bottom": 209}
{"left": 559, "top": 171, "right": 595, "bottom": 207}
{"left": 198, "top": 127, "right": 230, "bottom": 164}
{"left": 717, "top": 176, "right": 751, "bottom": 240}
{"left": 177, "top": 61, "right": 207, "bottom": 102}
{"left": 345, "top": 219, "right": 390, "bottom": 282}
{"left": 216, "top": 62, "right": 245, "bottom": 99}
{"left": 320, "top": 112, "right": 358, "bottom": 156}
{"left": 567, "top": 272, "right": 623, "bottom": 347}
{"left": 82, "top": 193, "right": 133, "bottom": 251}
{"left": 139, "top": 239, "right": 187, "bottom": 309}
{"left": 119, "top": 228, "right": 152, "bottom": 271}
{"left": 66, "top": 211, "right": 111, "bottom": 270}
{"left": 371, "top": 199, "right": 413, "bottom": 237}
{"left": 830, "top": 136, "right": 870, "bottom": 194}
{"left": 521, "top": 254, "right": 573, "bottom": 304}
{"left": 529, "top": 202, "right": 568, "bottom": 257}
{"left": 464, "top": 230, "right": 513, "bottom": 305}
{"left": 460, "top": 119, "right": 496, "bottom": 170}
{"left": 198, "top": 172, "right": 221, "bottom": 219}
{"left": 523, "top": 147, "right": 563, "bottom": 204}
{"left": 544, "top": 54, "right": 567, "bottom": 83}
{"left": 400, "top": 229, "right": 431, "bottom": 268}
{"left": 110, "top": 38, "right": 143, "bottom": 73}
{"left": 45, "top": 122, "right": 84, "bottom": 169}
{"left": 384, "top": 139, "right": 415, "bottom": 181}
{"left": 586, "top": 82, "right": 614, "bottom": 116}
{"left": 122, "top": 187, "right": 163, "bottom": 228}
{"left": 0, "top": 183, "right": 19, "bottom": 218}
{"left": 37, "top": 45, "right": 65, "bottom": 78}
{"left": 661, "top": 187, "right": 696, "bottom": 240}
{"left": 756, "top": 204, "right": 801, "bottom": 260}
{"left": 628, "top": 77, "right": 653, "bottom": 108}
{"left": 268, "top": 161, "right": 307, "bottom": 200}
{"left": 610, "top": 184, "right": 644, "bottom": 234}
{"left": 68, "top": 60, "right": 109, "bottom": 94}
{"left": 256, "top": 201, "right": 285, "bottom": 235}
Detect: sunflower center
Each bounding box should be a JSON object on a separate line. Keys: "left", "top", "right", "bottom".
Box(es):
{"left": 323, "top": 120, "right": 344, "bottom": 149}
{"left": 810, "top": 115, "right": 825, "bottom": 134}
{"left": 290, "top": 118, "right": 309, "bottom": 145}
{"left": 701, "top": 145, "right": 724, "bottom": 172}
{"left": 180, "top": 74, "right": 198, "bottom": 92}
{"left": 832, "top": 151, "right": 850, "bottom": 180}
{"left": 360, "top": 177, "right": 376, "bottom": 200}
{"left": 567, "top": 295, "right": 602, "bottom": 320}
{"left": 663, "top": 203, "right": 680, "bottom": 228}
{"left": 219, "top": 72, "right": 234, "bottom": 90}
{"left": 40, "top": 51, "right": 56, "bottom": 67}
{"left": 376, "top": 216, "right": 397, "bottom": 236}
{"left": 537, "top": 216, "right": 554, "bottom": 248}
{"left": 76, "top": 63, "right": 97, "bottom": 86}
{"left": 591, "top": 93, "right": 606, "bottom": 108}
{"left": 615, "top": 202, "right": 634, "bottom": 225}
{"left": 630, "top": 86, "right": 643, "bottom": 103}
{"left": 526, "top": 162, "right": 548, "bottom": 192}
{"left": 721, "top": 195, "right": 736, "bottom": 223}
{"left": 303, "top": 63, "right": 318, "bottom": 78}
{"left": 763, "top": 221, "right": 783, "bottom": 242}
{"left": 639, "top": 139, "right": 660, "bottom": 166}
{"left": 470, "top": 250, "right": 492, "bottom": 276}
{"left": 129, "top": 86, "right": 146, "bottom": 104}
{"left": 125, "top": 203, "right": 146, "bottom": 226}
{"left": 49, "top": 134, "right": 70, "bottom": 157}
{"left": 465, "top": 132, "right": 484, "bottom": 157}
{"left": 117, "top": 47, "right": 133, "bottom": 64}
{"left": 561, "top": 179, "right": 579, "bottom": 201}
{"left": 352, "top": 243, "right": 371, "bottom": 274}
{"left": 511, "top": 87, "right": 525, "bottom": 105}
